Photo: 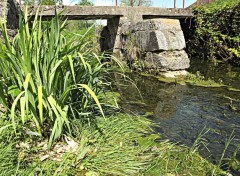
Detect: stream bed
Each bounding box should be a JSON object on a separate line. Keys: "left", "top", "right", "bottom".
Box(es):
{"left": 113, "top": 59, "right": 240, "bottom": 167}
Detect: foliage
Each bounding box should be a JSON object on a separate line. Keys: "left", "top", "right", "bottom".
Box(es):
{"left": 23, "top": 0, "right": 56, "bottom": 5}
{"left": 73, "top": 114, "right": 152, "bottom": 175}
{"left": 1, "top": 114, "right": 152, "bottom": 175}
{"left": 188, "top": 0, "right": 240, "bottom": 65}
{"left": 78, "top": 0, "right": 94, "bottom": 6}
{"left": 66, "top": 0, "right": 95, "bottom": 40}
{"left": 0, "top": 9, "right": 107, "bottom": 148}
{"left": 121, "top": 0, "right": 152, "bottom": 6}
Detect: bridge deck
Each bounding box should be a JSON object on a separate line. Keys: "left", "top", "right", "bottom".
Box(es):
{"left": 23, "top": 6, "right": 193, "bottom": 20}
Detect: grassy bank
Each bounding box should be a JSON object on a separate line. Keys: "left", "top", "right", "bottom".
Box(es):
{"left": 0, "top": 7, "right": 232, "bottom": 176}
{"left": 0, "top": 113, "right": 229, "bottom": 175}
{"left": 188, "top": 0, "right": 240, "bottom": 65}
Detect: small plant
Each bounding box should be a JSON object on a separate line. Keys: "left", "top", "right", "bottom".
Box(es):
{"left": 124, "top": 33, "right": 145, "bottom": 70}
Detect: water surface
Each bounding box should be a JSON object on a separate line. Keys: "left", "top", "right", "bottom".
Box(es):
{"left": 113, "top": 59, "right": 240, "bottom": 165}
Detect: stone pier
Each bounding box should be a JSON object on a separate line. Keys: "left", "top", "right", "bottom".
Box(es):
{"left": 0, "top": 0, "right": 18, "bottom": 39}
{"left": 101, "top": 17, "right": 190, "bottom": 75}
{"left": 112, "top": 19, "right": 190, "bottom": 74}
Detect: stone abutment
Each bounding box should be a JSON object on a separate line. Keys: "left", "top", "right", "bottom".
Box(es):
{"left": 101, "top": 17, "right": 190, "bottom": 75}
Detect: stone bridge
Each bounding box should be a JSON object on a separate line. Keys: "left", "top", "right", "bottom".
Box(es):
{"left": 24, "top": 6, "right": 192, "bottom": 20}
{"left": 1, "top": 0, "right": 194, "bottom": 76}
{"left": 24, "top": 6, "right": 193, "bottom": 63}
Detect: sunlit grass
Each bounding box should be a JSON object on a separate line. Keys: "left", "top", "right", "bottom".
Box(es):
{"left": 0, "top": 113, "right": 230, "bottom": 175}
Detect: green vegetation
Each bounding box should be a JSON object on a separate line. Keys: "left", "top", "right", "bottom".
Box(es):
{"left": 23, "top": 0, "right": 56, "bottom": 5}
{"left": 120, "top": 0, "right": 152, "bottom": 6}
{"left": 78, "top": 0, "right": 94, "bottom": 6}
{"left": 0, "top": 6, "right": 233, "bottom": 176}
{"left": 184, "top": 71, "right": 224, "bottom": 87}
{"left": 0, "top": 113, "right": 229, "bottom": 175}
{"left": 189, "top": 0, "right": 240, "bottom": 65}
{"left": 0, "top": 10, "right": 108, "bottom": 148}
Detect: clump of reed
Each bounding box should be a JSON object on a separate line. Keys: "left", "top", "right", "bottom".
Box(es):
{"left": 0, "top": 8, "right": 109, "bottom": 147}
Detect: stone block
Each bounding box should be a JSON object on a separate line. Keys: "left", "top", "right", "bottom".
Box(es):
{"left": 130, "top": 19, "right": 182, "bottom": 32}
{"left": 133, "top": 30, "right": 185, "bottom": 52}
{"left": 144, "top": 50, "right": 190, "bottom": 71}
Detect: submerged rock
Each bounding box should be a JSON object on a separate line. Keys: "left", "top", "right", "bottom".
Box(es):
{"left": 160, "top": 70, "right": 189, "bottom": 78}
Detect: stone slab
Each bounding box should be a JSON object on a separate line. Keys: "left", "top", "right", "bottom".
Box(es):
{"left": 133, "top": 30, "right": 186, "bottom": 51}
{"left": 145, "top": 50, "right": 190, "bottom": 71}
{"left": 23, "top": 6, "right": 193, "bottom": 20}
{"left": 130, "top": 19, "right": 183, "bottom": 32}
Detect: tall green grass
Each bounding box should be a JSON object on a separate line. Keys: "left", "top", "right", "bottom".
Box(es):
{"left": 0, "top": 116, "right": 17, "bottom": 175}
{"left": 0, "top": 8, "right": 108, "bottom": 147}
{"left": 0, "top": 142, "right": 16, "bottom": 175}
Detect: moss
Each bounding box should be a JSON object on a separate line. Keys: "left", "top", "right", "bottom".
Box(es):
{"left": 142, "top": 72, "right": 225, "bottom": 88}
{"left": 227, "top": 87, "right": 240, "bottom": 92}
{"left": 132, "top": 69, "right": 224, "bottom": 87}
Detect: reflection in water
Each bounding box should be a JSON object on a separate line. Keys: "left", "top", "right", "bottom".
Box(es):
{"left": 113, "top": 69, "right": 240, "bottom": 164}
{"left": 189, "top": 59, "right": 240, "bottom": 89}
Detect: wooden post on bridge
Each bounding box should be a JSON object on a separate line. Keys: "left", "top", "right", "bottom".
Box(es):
{"left": 174, "top": 0, "right": 176, "bottom": 8}
{"left": 116, "top": 0, "right": 118, "bottom": 6}
{"left": 183, "top": 0, "right": 185, "bottom": 8}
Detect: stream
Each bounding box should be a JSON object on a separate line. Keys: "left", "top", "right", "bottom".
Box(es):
{"left": 113, "top": 58, "right": 240, "bottom": 169}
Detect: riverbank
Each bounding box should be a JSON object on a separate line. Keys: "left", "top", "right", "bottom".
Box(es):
{"left": 0, "top": 7, "right": 235, "bottom": 176}
{"left": 0, "top": 110, "right": 230, "bottom": 175}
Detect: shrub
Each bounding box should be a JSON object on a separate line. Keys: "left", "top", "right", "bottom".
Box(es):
{"left": 188, "top": 0, "right": 240, "bottom": 64}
